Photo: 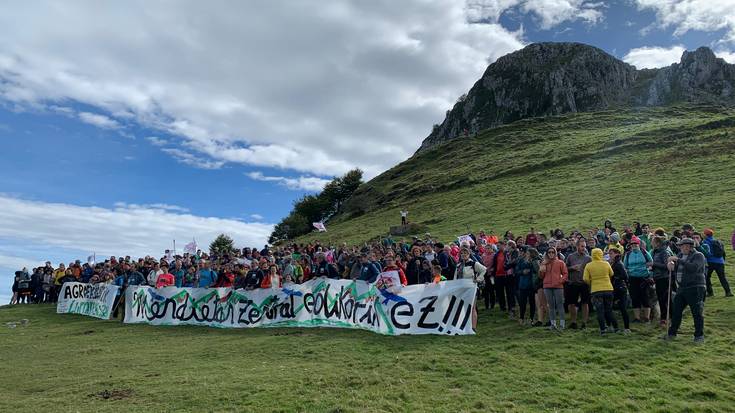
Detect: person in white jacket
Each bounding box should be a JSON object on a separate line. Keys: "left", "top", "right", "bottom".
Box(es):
{"left": 454, "top": 247, "right": 487, "bottom": 330}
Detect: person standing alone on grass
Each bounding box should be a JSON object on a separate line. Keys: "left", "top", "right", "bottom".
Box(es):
{"left": 665, "top": 238, "right": 707, "bottom": 343}
{"left": 400, "top": 209, "right": 408, "bottom": 226}
{"left": 565, "top": 239, "right": 591, "bottom": 329}
{"left": 701, "top": 228, "right": 732, "bottom": 297}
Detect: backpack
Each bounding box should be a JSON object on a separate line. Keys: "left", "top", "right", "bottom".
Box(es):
{"left": 709, "top": 240, "right": 725, "bottom": 259}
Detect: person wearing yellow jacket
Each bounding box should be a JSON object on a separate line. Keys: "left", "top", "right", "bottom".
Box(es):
{"left": 584, "top": 248, "right": 619, "bottom": 335}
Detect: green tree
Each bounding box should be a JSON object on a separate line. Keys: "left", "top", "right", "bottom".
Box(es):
{"left": 268, "top": 168, "right": 364, "bottom": 242}
{"left": 209, "top": 233, "right": 235, "bottom": 255}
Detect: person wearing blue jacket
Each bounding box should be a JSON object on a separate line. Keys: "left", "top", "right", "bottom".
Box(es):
{"left": 702, "top": 228, "right": 732, "bottom": 297}
{"left": 515, "top": 248, "right": 539, "bottom": 325}
{"left": 624, "top": 237, "right": 653, "bottom": 323}
{"left": 197, "top": 261, "right": 218, "bottom": 288}
{"left": 358, "top": 253, "right": 380, "bottom": 283}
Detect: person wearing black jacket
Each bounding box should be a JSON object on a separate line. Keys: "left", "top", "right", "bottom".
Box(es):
{"left": 405, "top": 246, "right": 428, "bottom": 285}
{"left": 608, "top": 246, "right": 630, "bottom": 332}
{"left": 243, "top": 266, "right": 264, "bottom": 290}
{"left": 665, "top": 238, "right": 707, "bottom": 343}
{"left": 314, "top": 253, "right": 339, "bottom": 279}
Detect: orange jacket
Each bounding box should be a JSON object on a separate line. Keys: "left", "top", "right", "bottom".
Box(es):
{"left": 540, "top": 259, "right": 568, "bottom": 289}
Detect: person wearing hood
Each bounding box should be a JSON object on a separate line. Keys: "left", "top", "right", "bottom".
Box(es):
{"left": 584, "top": 248, "right": 619, "bottom": 335}
{"left": 701, "top": 228, "right": 732, "bottom": 297}
{"left": 605, "top": 232, "right": 624, "bottom": 254}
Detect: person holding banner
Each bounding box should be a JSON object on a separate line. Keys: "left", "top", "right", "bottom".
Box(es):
{"left": 382, "top": 255, "right": 407, "bottom": 286}
{"left": 455, "top": 247, "right": 486, "bottom": 330}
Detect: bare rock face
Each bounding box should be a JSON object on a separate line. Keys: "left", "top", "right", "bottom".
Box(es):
{"left": 418, "top": 43, "right": 735, "bottom": 153}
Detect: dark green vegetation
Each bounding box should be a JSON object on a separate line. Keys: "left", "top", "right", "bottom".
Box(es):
{"left": 2, "top": 278, "right": 734, "bottom": 412}
{"left": 300, "top": 105, "right": 735, "bottom": 245}
{"left": 270, "top": 169, "right": 363, "bottom": 243}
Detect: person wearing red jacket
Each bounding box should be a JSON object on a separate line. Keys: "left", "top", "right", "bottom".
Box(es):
{"left": 155, "top": 265, "right": 175, "bottom": 288}
{"left": 214, "top": 265, "right": 235, "bottom": 288}
{"left": 261, "top": 264, "right": 281, "bottom": 289}
{"left": 382, "top": 255, "right": 407, "bottom": 286}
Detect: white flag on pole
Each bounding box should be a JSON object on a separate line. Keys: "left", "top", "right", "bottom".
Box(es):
{"left": 184, "top": 240, "right": 198, "bottom": 254}
{"left": 313, "top": 222, "right": 327, "bottom": 232}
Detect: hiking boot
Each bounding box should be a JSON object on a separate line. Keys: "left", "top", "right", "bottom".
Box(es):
{"left": 632, "top": 319, "right": 641, "bottom": 324}
{"left": 544, "top": 321, "right": 551, "bottom": 327}
{"left": 725, "top": 293, "right": 733, "bottom": 298}
{"left": 532, "top": 320, "right": 543, "bottom": 327}
{"left": 693, "top": 336, "right": 705, "bottom": 344}
{"left": 570, "top": 322, "right": 578, "bottom": 330}
{"left": 623, "top": 329, "right": 632, "bottom": 335}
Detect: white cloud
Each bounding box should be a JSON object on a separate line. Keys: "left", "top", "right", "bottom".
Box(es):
{"left": 161, "top": 148, "right": 225, "bottom": 170}
{"left": 466, "top": 0, "right": 604, "bottom": 29}
{"left": 635, "top": 0, "right": 735, "bottom": 43}
{"left": 113, "top": 202, "right": 190, "bottom": 213}
{"left": 250, "top": 214, "right": 264, "bottom": 220}
{"left": 0, "top": 1, "right": 535, "bottom": 180}
{"left": 714, "top": 49, "right": 735, "bottom": 63}
{"left": 246, "top": 171, "right": 331, "bottom": 192}
{"left": 0, "top": 195, "right": 274, "bottom": 259}
{"left": 146, "top": 136, "right": 167, "bottom": 146}
{"left": 77, "top": 111, "right": 120, "bottom": 129}
{"left": 623, "top": 45, "right": 686, "bottom": 68}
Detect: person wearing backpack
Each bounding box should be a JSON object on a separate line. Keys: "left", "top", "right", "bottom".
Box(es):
{"left": 454, "top": 247, "right": 486, "bottom": 330}
{"left": 624, "top": 237, "right": 653, "bottom": 323}
{"left": 648, "top": 236, "right": 674, "bottom": 327}
{"left": 702, "top": 229, "right": 732, "bottom": 297}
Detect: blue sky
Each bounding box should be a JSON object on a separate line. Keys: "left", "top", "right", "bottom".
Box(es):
{"left": 2, "top": 0, "right": 735, "bottom": 303}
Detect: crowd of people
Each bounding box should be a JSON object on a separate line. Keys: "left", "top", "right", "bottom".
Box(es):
{"left": 9, "top": 220, "right": 733, "bottom": 342}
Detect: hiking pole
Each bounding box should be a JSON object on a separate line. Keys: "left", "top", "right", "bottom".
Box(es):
{"left": 666, "top": 268, "right": 673, "bottom": 332}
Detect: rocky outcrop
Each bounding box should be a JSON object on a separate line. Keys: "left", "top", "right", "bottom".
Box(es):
{"left": 418, "top": 43, "right": 735, "bottom": 152}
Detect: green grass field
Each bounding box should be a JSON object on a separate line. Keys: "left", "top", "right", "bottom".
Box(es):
{"left": 2, "top": 273, "right": 734, "bottom": 412}
{"left": 297, "top": 104, "right": 735, "bottom": 245}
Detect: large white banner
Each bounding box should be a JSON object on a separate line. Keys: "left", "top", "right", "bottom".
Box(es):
{"left": 57, "top": 282, "right": 120, "bottom": 320}
{"left": 124, "top": 278, "right": 477, "bottom": 335}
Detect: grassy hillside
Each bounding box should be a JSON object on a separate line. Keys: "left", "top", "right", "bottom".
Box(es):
{"left": 299, "top": 105, "right": 735, "bottom": 244}
{"left": 2, "top": 281, "right": 734, "bottom": 412}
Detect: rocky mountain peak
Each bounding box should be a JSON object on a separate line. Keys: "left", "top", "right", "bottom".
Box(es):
{"left": 418, "top": 43, "right": 735, "bottom": 153}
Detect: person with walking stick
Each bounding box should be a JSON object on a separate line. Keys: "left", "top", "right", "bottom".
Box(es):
{"left": 663, "top": 238, "right": 707, "bottom": 343}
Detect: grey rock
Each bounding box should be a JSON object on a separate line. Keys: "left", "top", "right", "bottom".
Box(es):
{"left": 418, "top": 43, "right": 735, "bottom": 153}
